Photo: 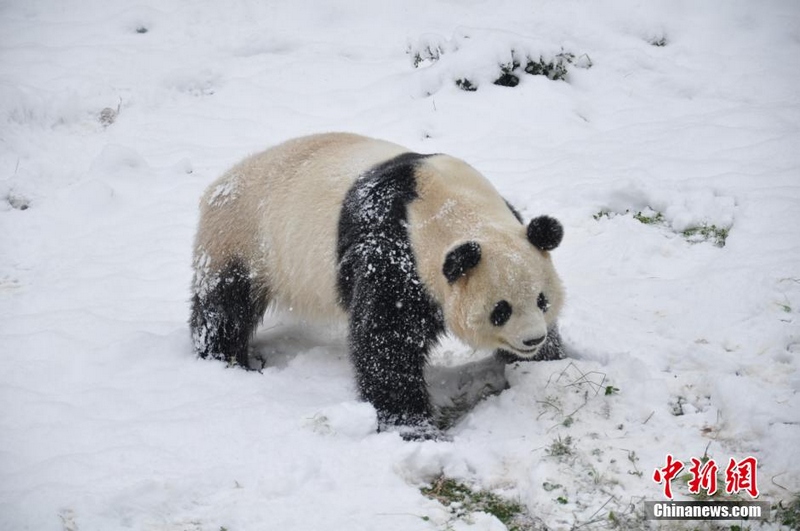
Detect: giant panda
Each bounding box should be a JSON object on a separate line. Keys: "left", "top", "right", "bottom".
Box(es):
{"left": 190, "top": 132, "right": 565, "bottom": 436}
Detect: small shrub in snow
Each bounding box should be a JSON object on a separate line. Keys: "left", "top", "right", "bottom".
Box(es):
{"left": 494, "top": 61, "right": 520, "bottom": 87}
{"left": 454, "top": 78, "right": 478, "bottom": 92}
{"left": 522, "top": 52, "right": 574, "bottom": 81}
{"left": 682, "top": 223, "right": 729, "bottom": 248}
{"left": 99, "top": 107, "right": 117, "bottom": 127}
{"left": 542, "top": 481, "right": 562, "bottom": 492}
{"left": 670, "top": 396, "right": 686, "bottom": 416}
{"left": 410, "top": 42, "right": 443, "bottom": 68}
{"left": 6, "top": 192, "right": 30, "bottom": 210}
{"left": 626, "top": 450, "right": 644, "bottom": 477}
{"left": 407, "top": 29, "right": 589, "bottom": 94}
{"left": 58, "top": 509, "right": 78, "bottom": 531}
{"left": 775, "top": 494, "right": 800, "bottom": 529}
{"left": 421, "top": 476, "right": 539, "bottom": 531}
{"left": 98, "top": 99, "right": 121, "bottom": 128}
{"left": 546, "top": 435, "right": 574, "bottom": 458}
{"left": 632, "top": 209, "right": 665, "bottom": 225}
{"left": 594, "top": 208, "right": 731, "bottom": 247}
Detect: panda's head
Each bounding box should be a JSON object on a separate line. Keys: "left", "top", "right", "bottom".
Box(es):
{"left": 441, "top": 215, "right": 564, "bottom": 359}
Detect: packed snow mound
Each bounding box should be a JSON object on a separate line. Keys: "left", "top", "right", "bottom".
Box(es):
{"left": 407, "top": 27, "right": 591, "bottom": 95}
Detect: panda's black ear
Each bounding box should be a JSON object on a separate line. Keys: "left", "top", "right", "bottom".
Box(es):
{"left": 527, "top": 215, "right": 563, "bottom": 251}
{"left": 443, "top": 241, "right": 482, "bottom": 283}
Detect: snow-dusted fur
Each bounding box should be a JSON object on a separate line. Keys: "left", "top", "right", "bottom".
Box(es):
{"left": 191, "top": 132, "right": 564, "bottom": 433}
{"left": 192, "top": 133, "right": 406, "bottom": 324}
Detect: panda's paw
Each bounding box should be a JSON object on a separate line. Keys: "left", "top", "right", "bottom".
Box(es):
{"left": 532, "top": 342, "right": 565, "bottom": 361}
{"left": 534, "top": 328, "right": 565, "bottom": 361}
{"left": 398, "top": 424, "right": 452, "bottom": 442}
{"left": 378, "top": 415, "right": 450, "bottom": 442}
{"left": 245, "top": 349, "right": 268, "bottom": 371}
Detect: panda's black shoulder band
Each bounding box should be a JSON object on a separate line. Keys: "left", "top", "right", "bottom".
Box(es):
{"left": 336, "top": 151, "right": 433, "bottom": 309}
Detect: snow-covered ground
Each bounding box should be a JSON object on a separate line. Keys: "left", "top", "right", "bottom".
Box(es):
{"left": 2, "top": 1, "right": 799, "bottom": 529}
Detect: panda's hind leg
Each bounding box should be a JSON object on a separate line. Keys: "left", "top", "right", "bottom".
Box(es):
{"left": 190, "top": 257, "right": 268, "bottom": 369}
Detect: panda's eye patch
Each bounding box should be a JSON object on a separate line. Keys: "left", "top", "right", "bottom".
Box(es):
{"left": 490, "top": 300, "right": 512, "bottom": 326}
{"left": 537, "top": 292, "right": 550, "bottom": 313}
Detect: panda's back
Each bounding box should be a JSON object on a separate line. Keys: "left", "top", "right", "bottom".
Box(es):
{"left": 198, "top": 133, "right": 410, "bottom": 321}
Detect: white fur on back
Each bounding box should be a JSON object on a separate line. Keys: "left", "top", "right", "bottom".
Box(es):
{"left": 194, "top": 133, "right": 407, "bottom": 321}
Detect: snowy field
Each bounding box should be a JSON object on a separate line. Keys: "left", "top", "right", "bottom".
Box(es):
{"left": 2, "top": 1, "right": 799, "bottom": 529}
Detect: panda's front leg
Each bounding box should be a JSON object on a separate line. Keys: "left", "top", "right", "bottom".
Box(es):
{"left": 348, "top": 285, "right": 443, "bottom": 439}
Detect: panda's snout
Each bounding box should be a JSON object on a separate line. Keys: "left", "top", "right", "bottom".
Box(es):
{"left": 502, "top": 315, "right": 549, "bottom": 354}
{"left": 522, "top": 335, "right": 546, "bottom": 348}
{"left": 505, "top": 332, "right": 547, "bottom": 355}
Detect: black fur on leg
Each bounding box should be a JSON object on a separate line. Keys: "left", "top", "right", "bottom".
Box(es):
{"left": 535, "top": 325, "right": 564, "bottom": 361}
{"left": 190, "top": 257, "right": 267, "bottom": 368}
{"left": 348, "top": 274, "right": 444, "bottom": 431}
{"left": 337, "top": 152, "right": 446, "bottom": 433}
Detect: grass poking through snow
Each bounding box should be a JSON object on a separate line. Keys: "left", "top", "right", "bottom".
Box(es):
{"left": 421, "top": 475, "right": 541, "bottom": 530}
{"left": 595, "top": 208, "right": 730, "bottom": 247}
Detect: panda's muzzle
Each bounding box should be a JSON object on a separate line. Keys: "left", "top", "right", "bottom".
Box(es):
{"left": 522, "top": 336, "right": 546, "bottom": 348}
{"left": 504, "top": 335, "right": 546, "bottom": 355}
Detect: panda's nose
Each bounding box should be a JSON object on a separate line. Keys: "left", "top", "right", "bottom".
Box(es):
{"left": 522, "top": 335, "right": 546, "bottom": 347}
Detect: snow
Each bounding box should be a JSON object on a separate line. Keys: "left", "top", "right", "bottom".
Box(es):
{"left": 1, "top": 1, "right": 799, "bottom": 530}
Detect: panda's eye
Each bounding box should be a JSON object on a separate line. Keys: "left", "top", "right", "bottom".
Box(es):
{"left": 490, "top": 300, "right": 512, "bottom": 326}
{"left": 537, "top": 292, "right": 550, "bottom": 313}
